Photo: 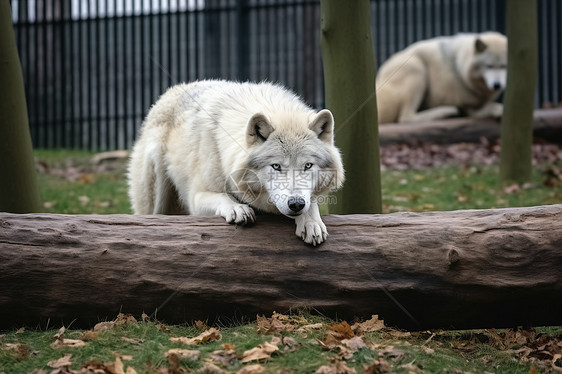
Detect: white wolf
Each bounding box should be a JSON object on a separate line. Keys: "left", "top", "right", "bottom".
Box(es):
{"left": 128, "top": 80, "right": 344, "bottom": 246}
{"left": 377, "top": 32, "right": 507, "bottom": 123}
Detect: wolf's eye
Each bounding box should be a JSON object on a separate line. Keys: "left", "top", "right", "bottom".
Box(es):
{"left": 304, "top": 162, "right": 313, "bottom": 171}
{"left": 271, "top": 164, "right": 281, "bottom": 171}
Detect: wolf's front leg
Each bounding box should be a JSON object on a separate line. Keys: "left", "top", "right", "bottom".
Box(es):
{"left": 191, "top": 191, "right": 255, "bottom": 225}
{"left": 294, "top": 200, "right": 328, "bottom": 246}
{"left": 469, "top": 102, "right": 503, "bottom": 119}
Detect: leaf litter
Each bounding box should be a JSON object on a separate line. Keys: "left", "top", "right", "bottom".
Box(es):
{"left": 3, "top": 312, "right": 562, "bottom": 373}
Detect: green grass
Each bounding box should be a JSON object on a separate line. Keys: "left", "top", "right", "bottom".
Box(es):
{"left": 34, "top": 149, "right": 131, "bottom": 214}
{"left": 382, "top": 164, "right": 562, "bottom": 213}
{"left": 3, "top": 314, "right": 558, "bottom": 373}
{"left": 33, "top": 150, "right": 562, "bottom": 215}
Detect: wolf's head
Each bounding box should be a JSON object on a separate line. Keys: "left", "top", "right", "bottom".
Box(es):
{"left": 470, "top": 32, "right": 507, "bottom": 94}
{"left": 242, "top": 109, "right": 344, "bottom": 217}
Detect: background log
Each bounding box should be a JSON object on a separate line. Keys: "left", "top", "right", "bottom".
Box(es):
{"left": 379, "top": 108, "right": 562, "bottom": 145}
{"left": 1, "top": 205, "right": 561, "bottom": 330}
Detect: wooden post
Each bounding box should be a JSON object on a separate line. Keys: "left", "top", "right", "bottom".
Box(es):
{"left": 320, "top": 0, "right": 382, "bottom": 214}
{"left": 0, "top": 2, "right": 41, "bottom": 213}
{"left": 500, "top": 0, "right": 538, "bottom": 183}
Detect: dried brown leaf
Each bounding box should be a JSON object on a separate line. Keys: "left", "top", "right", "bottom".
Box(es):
{"left": 94, "top": 321, "right": 116, "bottom": 332}
{"left": 47, "top": 354, "right": 73, "bottom": 368}
{"left": 170, "top": 327, "right": 222, "bottom": 345}
{"left": 51, "top": 327, "right": 86, "bottom": 348}
{"left": 552, "top": 353, "right": 562, "bottom": 372}
{"left": 351, "top": 315, "right": 385, "bottom": 335}
{"left": 81, "top": 330, "right": 99, "bottom": 341}
{"left": 297, "top": 323, "right": 324, "bottom": 332}
{"left": 236, "top": 364, "right": 266, "bottom": 374}
{"left": 165, "top": 348, "right": 200, "bottom": 361}
{"left": 208, "top": 348, "right": 239, "bottom": 367}
{"left": 421, "top": 346, "right": 434, "bottom": 354}
{"left": 4, "top": 343, "right": 30, "bottom": 359}
{"left": 240, "top": 341, "right": 279, "bottom": 363}
{"left": 314, "top": 361, "right": 357, "bottom": 374}
{"left": 115, "top": 313, "right": 137, "bottom": 325}
{"left": 157, "top": 323, "right": 171, "bottom": 332}
{"left": 363, "top": 358, "right": 390, "bottom": 374}
{"left": 342, "top": 336, "right": 367, "bottom": 353}
{"left": 378, "top": 345, "right": 405, "bottom": 361}
{"left": 197, "top": 363, "right": 230, "bottom": 374}
{"left": 256, "top": 314, "right": 290, "bottom": 334}
{"left": 121, "top": 337, "right": 145, "bottom": 345}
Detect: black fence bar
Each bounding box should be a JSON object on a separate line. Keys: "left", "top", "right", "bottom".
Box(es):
{"left": 10, "top": 0, "right": 562, "bottom": 151}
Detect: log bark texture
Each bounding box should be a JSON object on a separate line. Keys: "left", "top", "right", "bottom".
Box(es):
{"left": 1, "top": 205, "right": 561, "bottom": 330}
{"left": 379, "top": 108, "right": 562, "bottom": 145}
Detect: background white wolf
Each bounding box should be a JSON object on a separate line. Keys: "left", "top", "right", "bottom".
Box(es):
{"left": 128, "top": 80, "right": 344, "bottom": 246}
{"left": 377, "top": 32, "right": 507, "bottom": 124}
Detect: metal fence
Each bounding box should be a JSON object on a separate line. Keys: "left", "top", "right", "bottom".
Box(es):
{"left": 11, "top": 0, "right": 562, "bottom": 150}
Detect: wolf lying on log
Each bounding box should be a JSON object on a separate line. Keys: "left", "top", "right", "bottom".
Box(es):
{"left": 0, "top": 204, "right": 561, "bottom": 330}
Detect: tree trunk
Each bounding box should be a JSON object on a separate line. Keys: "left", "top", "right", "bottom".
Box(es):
{"left": 0, "top": 2, "right": 41, "bottom": 213}
{"left": 1, "top": 205, "right": 561, "bottom": 330}
{"left": 378, "top": 108, "right": 562, "bottom": 145}
{"left": 500, "top": 0, "right": 538, "bottom": 183}
{"left": 320, "top": 0, "right": 382, "bottom": 214}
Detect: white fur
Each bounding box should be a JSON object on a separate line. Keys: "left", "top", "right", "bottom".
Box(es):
{"left": 128, "top": 80, "right": 344, "bottom": 246}
{"left": 377, "top": 32, "right": 507, "bottom": 123}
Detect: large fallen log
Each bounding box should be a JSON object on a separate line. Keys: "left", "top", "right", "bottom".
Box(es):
{"left": 379, "top": 108, "right": 562, "bottom": 145}
{"left": 1, "top": 205, "right": 561, "bottom": 330}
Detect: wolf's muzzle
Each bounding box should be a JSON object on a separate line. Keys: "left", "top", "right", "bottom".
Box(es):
{"left": 288, "top": 197, "right": 306, "bottom": 213}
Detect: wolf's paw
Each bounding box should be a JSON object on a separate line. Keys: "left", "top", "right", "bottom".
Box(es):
{"left": 221, "top": 204, "right": 255, "bottom": 225}
{"left": 295, "top": 218, "right": 328, "bottom": 246}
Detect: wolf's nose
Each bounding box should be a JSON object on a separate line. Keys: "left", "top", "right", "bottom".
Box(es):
{"left": 288, "top": 197, "right": 305, "bottom": 212}
{"left": 493, "top": 82, "right": 502, "bottom": 91}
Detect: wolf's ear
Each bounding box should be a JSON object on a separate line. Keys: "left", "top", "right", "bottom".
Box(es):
{"left": 246, "top": 113, "right": 274, "bottom": 145}
{"left": 475, "top": 38, "right": 487, "bottom": 53}
{"left": 310, "top": 109, "right": 334, "bottom": 144}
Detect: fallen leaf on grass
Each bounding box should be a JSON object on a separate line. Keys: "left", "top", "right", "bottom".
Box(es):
{"left": 240, "top": 341, "right": 279, "bottom": 363}
{"left": 351, "top": 315, "right": 385, "bottom": 335}
{"left": 165, "top": 348, "right": 201, "bottom": 361}
{"left": 236, "top": 364, "right": 265, "bottom": 374}
{"left": 378, "top": 345, "right": 406, "bottom": 361}
{"left": 421, "top": 345, "right": 434, "bottom": 354}
{"left": 113, "top": 353, "right": 138, "bottom": 374}
{"left": 552, "top": 353, "right": 562, "bottom": 372}
{"left": 257, "top": 314, "right": 287, "bottom": 334}
{"left": 47, "top": 354, "right": 73, "bottom": 368}
{"left": 363, "top": 358, "right": 390, "bottom": 374}
{"left": 195, "top": 320, "right": 209, "bottom": 331}
{"left": 80, "top": 330, "right": 99, "bottom": 341}
{"left": 4, "top": 343, "right": 30, "bottom": 359}
{"left": 93, "top": 313, "right": 138, "bottom": 332}
{"left": 322, "top": 321, "right": 354, "bottom": 346}
{"left": 342, "top": 336, "right": 367, "bottom": 353}
{"left": 51, "top": 327, "right": 86, "bottom": 348}
{"left": 93, "top": 321, "right": 115, "bottom": 332}
{"left": 170, "top": 327, "right": 222, "bottom": 345}
{"left": 121, "top": 337, "right": 145, "bottom": 345}
{"left": 197, "top": 363, "right": 230, "bottom": 374}
{"left": 297, "top": 323, "right": 324, "bottom": 332}
{"left": 314, "top": 361, "right": 357, "bottom": 374}
{"left": 208, "top": 349, "right": 239, "bottom": 367}
{"left": 503, "top": 184, "right": 520, "bottom": 195}
{"left": 279, "top": 336, "right": 301, "bottom": 352}
{"left": 157, "top": 323, "right": 171, "bottom": 333}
